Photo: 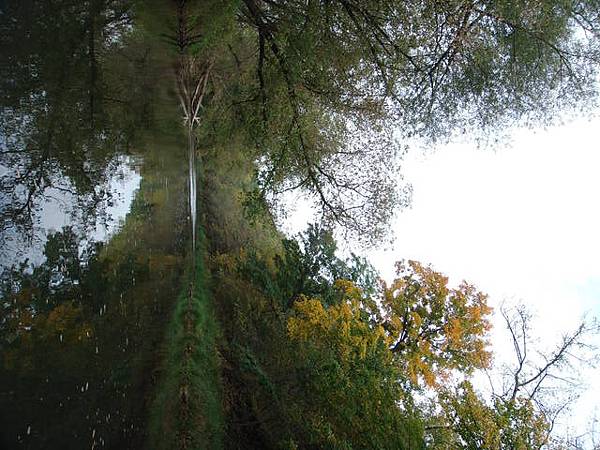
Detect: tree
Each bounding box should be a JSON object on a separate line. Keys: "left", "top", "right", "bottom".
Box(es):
{"left": 242, "top": 224, "right": 381, "bottom": 309}
{"left": 230, "top": 0, "right": 600, "bottom": 241}
{"left": 431, "top": 380, "right": 550, "bottom": 450}
{"left": 495, "top": 304, "right": 599, "bottom": 446}
{"left": 286, "top": 280, "right": 423, "bottom": 449}
{"left": 381, "top": 260, "right": 493, "bottom": 387}
{"left": 425, "top": 304, "right": 599, "bottom": 449}
{"left": 280, "top": 259, "right": 494, "bottom": 447}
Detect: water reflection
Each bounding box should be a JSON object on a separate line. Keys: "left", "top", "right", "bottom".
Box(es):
{"left": 0, "top": 1, "right": 191, "bottom": 448}
{"left": 0, "top": 0, "right": 149, "bottom": 253}
{"left": 1, "top": 155, "right": 141, "bottom": 267}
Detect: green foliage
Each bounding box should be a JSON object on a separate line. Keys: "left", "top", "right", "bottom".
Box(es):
{"left": 209, "top": 209, "right": 491, "bottom": 448}
{"left": 137, "top": 0, "right": 238, "bottom": 57}
{"left": 148, "top": 248, "right": 223, "bottom": 450}
{"left": 429, "top": 381, "right": 550, "bottom": 450}
{"left": 212, "top": 0, "right": 600, "bottom": 241}
{"left": 201, "top": 141, "right": 422, "bottom": 447}
{"left": 286, "top": 286, "right": 424, "bottom": 449}
{"left": 241, "top": 224, "right": 380, "bottom": 310}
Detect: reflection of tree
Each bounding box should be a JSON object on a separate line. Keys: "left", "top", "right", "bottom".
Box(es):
{"left": 0, "top": 227, "right": 107, "bottom": 447}
{"left": 0, "top": 0, "right": 150, "bottom": 253}
{"left": 0, "top": 128, "right": 190, "bottom": 447}
{"left": 0, "top": 221, "right": 176, "bottom": 445}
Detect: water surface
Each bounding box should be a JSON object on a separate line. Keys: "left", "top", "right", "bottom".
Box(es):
{"left": 0, "top": 2, "right": 193, "bottom": 447}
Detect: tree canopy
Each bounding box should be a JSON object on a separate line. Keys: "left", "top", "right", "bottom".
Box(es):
{"left": 217, "top": 0, "right": 600, "bottom": 241}
{"left": 3, "top": 2, "right": 600, "bottom": 448}
{"left": 4, "top": 0, "right": 600, "bottom": 243}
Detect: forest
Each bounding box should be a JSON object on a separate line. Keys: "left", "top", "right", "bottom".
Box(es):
{"left": 1, "top": 0, "right": 600, "bottom": 449}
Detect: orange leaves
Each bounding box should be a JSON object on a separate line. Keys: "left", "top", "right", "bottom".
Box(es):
{"left": 288, "top": 259, "right": 492, "bottom": 390}
{"left": 445, "top": 317, "right": 464, "bottom": 346}
{"left": 407, "top": 352, "right": 436, "bottom": 387}
{"left": 383, "top": 260, "right": 493, "bottom": 387}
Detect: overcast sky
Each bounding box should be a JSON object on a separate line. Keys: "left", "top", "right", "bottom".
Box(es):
{"left": 283, "top": 111, "right": 600, "bottom": 442}
{"left": 370, "top": 118, "right": 600, "bottom": 318}
{"left": 365, "top": 115, "right": 600, "bottom": 440}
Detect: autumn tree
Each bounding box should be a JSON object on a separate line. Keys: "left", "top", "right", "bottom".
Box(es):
{"left": 285, "top": 280, "right": 423, "bottom": 449}
{"left": 216, "top": 219, "right": 598, "bottom": 449}
{"left": 278, "top": 258, "right": 494, "bottom": 447}
{"left": 381, "top": 260, "right": 493, "bottom": 387}
{"left": 430, "top": 380, "right": 550, "bottom": 450}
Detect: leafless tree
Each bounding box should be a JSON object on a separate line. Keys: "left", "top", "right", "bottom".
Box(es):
{"left": 495, "top": 304, "right": 599, "bottom": 445}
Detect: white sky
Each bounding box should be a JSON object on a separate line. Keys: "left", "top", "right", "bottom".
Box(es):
{"left": 369, "top": 116, "right": 600, "bottom": 336}
{"left": 370, "top": 119, "right": 600, "bottom": 316}
{"left": 284, "top": 112, "right": 600, "bottom": 443}
{"left": 366, "top": 116, "right": 600, "bottom": 441}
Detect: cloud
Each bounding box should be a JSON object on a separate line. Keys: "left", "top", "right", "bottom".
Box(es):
{"left": 283, "top": 113, "right": 600, "bottom": 436}
{"left": 367, "top": 115, "right": 600, "bottom": 438}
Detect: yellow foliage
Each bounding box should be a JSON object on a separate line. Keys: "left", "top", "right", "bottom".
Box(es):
{"left": 382, "top": 259, "right": 493, "bottom": 387}
{"left": 288, "top": 260, "right": 493, "bottom": 390}
{"left": 288, "top": 288, "right": 388, "bottom": 366}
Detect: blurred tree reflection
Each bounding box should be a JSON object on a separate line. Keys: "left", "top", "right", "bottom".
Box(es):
{"left": 0, "top": 2, "right": 191, "bottom": 447}
{"left": 0, "top": 0, "right": 155, "bottom": 254}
